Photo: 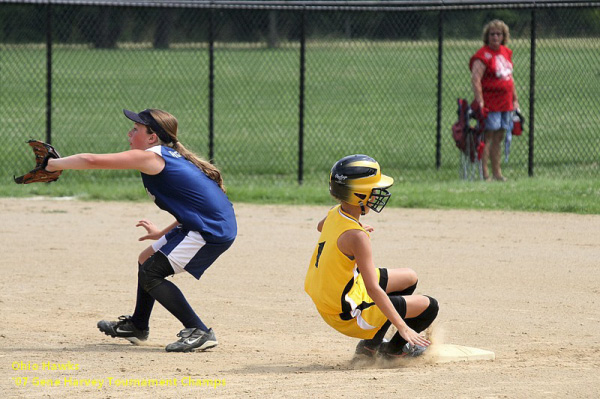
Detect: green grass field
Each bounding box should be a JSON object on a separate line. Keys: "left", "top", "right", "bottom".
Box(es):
{"left": 1, "top": 38, "right": 599, "bottom": 212}
{"left": 3, "top": 176, "right": 600, "bottom": 215}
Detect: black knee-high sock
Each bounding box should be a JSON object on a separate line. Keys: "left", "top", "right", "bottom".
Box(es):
{"left": 389, "top": 296, "right": 439, "bottom": 351}
{"left": 131, "top": 263, "right": 155, "bottom": 331}
{"left": 364, "top": 321, "right": 391, "bottom": 347}
{"left": 148, "top": 280, "right": 208, "bottom": 332}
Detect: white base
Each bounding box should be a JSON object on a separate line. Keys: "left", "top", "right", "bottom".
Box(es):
{"left": 428, "top": 344, "right": 495, "bottom": 363}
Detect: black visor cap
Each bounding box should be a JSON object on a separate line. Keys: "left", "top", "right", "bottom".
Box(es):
{"left": 123, "top": 109, "right": 172, "bottom": 144}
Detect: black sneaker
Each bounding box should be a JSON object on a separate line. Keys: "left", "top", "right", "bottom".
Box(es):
{"left": 97, "top": 315, "right": 149, "bottom": 345}
{"left": 165, "top": 327, "right": 218, "bottom": 353}
{"left": 354, "top": 339, "right": 380, "bottom": 359}
{"left": 378, "top": 342, "right": 427, "bottom": 359}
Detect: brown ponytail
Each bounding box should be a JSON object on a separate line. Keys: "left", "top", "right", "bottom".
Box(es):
{"left": 173, "top": 141, "right": 226, "bottom": 192}
{"left": 148, "top": 109, "right": 226, "bottom": 193}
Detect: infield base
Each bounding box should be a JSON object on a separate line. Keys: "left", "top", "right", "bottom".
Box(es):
{"left": 428, "top": 344, "right": 495, "bottom": 363}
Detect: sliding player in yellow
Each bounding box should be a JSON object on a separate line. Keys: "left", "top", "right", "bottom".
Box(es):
{"left": 305, "top": 155, "right": 438, "bottom": 358}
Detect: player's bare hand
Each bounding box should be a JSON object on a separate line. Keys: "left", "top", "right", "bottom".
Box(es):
{"left": 136, "top": 219, "right": 161, "bottom": 241}
{"left": 397, "top": 326, "right": 431, "bottom": 347}
{"left": 362, "top": 224, "right": 375, "bottom": 233}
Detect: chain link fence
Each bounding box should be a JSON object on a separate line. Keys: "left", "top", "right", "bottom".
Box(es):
{"left": 1, "top": 1, "right": 599, "bottom": 188}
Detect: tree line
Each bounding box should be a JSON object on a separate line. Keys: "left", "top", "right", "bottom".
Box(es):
{"left": 1, "top": 4, "right": 598, "bottom": 48}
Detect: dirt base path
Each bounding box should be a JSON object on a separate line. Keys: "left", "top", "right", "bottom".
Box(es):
{"left": 1, "top": 198, "right": 599, "bottom": 398}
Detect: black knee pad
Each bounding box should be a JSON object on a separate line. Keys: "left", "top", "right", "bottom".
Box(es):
{"left": 402, "top": 295, "right": 439, "bottom": 334}
{"left": 406, "top": 281, "right": 418, "bottom": 295}
{"left": 389, "top": 281, "right": 418, "bottom": 297}
{"left": 422, "top": 295, "right": 439, "bottom": 321}
{"left": 138, "top": 252, "right": 174, "bottom": 293}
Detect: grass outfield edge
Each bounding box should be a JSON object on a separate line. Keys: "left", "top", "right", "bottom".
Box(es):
{"left": 2, "top": 177, "right": 599, "bottom": 215}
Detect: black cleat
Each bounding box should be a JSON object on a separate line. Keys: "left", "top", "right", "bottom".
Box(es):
{"left": 97, "top": 315, "right": 149, "bottom": 345}
{"left": 378, "top": 342, "right": 427, "bottom": 359}
{"left": 165, "top": 327, "right": 218, "bottom": 353}
{"left": 354, "top": 339, "right": 380, "bottom": 359}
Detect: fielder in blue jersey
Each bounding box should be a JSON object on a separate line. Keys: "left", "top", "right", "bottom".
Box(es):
{"left": 47, "top": 108, "right": 237, "bottom": 352}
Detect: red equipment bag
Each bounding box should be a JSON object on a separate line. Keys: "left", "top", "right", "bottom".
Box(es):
{"left": 452, "top": 99, "right": 487, "bottom": 162}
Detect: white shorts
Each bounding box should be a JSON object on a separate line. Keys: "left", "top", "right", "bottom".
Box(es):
{"left": 152, "top": 226, "right": 234, "bottom": 279}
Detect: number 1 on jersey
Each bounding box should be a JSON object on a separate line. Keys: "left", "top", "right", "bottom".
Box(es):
{"left": 315, "top": 241, "right": 325, "bottom": 268}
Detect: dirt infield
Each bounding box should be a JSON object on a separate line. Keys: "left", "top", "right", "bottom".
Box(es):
{"left": 1, "top": 198, "right": 599, "bottom": 398}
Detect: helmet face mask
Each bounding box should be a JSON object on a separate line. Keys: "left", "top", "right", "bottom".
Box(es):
{"left": 329, "top": 154, "right": 394, "bottom": 215}
{"left": 366, "top": 187, "right": 392, "bottom": 213}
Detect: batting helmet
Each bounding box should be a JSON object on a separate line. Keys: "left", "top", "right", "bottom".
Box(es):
{"left": 329, "top": 154, "right": 394, "bottom": 215}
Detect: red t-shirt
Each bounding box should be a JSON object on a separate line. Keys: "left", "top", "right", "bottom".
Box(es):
{"left": 469, "top": 45, "right": 515, "bottom": 112}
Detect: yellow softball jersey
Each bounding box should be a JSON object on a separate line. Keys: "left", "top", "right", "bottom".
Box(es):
{"left": 305, "top": 205, "right": 388, "bottom": 339}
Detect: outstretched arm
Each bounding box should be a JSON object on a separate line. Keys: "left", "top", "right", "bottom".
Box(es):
{"left": 46, "top": 150, "right": 164, "bottom": 175}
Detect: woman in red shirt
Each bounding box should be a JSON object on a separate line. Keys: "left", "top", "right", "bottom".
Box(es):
{"left": 470, "top": 20, "right": 519, "bottom": 181}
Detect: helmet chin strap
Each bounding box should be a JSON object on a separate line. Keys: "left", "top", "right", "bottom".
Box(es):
{"left": 359, "top": 202, "right": 366, "bottom": 215}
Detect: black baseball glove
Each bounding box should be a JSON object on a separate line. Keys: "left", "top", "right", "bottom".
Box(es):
{"left": 14, "top": 140, "right": 62, "bottom": 184}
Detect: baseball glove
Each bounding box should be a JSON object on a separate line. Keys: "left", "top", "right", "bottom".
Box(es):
{"left": 14, "top": 140, "right": 62, "bottom": 184}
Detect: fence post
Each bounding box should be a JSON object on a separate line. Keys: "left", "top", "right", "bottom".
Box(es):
{"left": 297, "top": 7, "right": 306, "bottom": 185}
{"left": 528, "top": 6, "right": 536, "bottom": 177}
{"left": 46, "top": 2, "right": 53, "bottom": 144}
{"left": 435, "top": 9, "right": 444, "bottom": 170}
{"left": 208, "top": 5, "right": 215, "bottom": 163}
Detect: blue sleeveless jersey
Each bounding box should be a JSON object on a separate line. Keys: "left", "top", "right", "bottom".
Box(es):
{"left": 141, "top": 146, "right": 237, "bottom": 244}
